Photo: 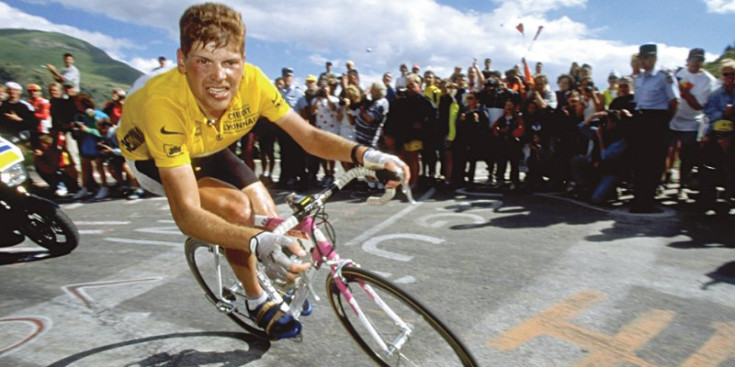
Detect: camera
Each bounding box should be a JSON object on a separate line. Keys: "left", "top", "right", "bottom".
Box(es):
{"left": 396, "top": 87, "right": 407, "bottom": 98}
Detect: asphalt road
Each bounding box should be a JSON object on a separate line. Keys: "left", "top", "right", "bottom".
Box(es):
{"left": 1, "top": 178, "right": 734, "bottom": 366}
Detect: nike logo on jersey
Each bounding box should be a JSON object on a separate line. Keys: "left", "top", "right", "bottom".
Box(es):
{"left": 160, "top": 126, "right": 184, "bottom": 135}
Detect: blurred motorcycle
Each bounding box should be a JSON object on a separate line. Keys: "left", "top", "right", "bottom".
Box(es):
{"left": 0, "top": 135, "right": 79, "bottom": 254}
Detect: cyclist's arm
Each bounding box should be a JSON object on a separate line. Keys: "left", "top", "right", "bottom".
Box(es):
{"left": 276, "top": 109, "right": 368, "bottom": 164}
{"left": 276, "top": 109, "right": 410, "bottom": 186}
{"left": 159, "top": 164, "right": 260, "bottom": 253}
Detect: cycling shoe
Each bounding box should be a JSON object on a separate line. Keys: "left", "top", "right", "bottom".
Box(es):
{"left": 247, "top": 299, "right": 302, "bottom": 340}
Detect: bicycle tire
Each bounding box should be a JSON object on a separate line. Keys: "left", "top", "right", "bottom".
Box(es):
{"left": 325, "top": 267, "right": 477, "bottom": 366}
{"left": 184, "top": 238, "right": 268, "bottom": 340}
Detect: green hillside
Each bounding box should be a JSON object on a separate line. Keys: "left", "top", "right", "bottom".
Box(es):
{"left": 0, "top": 29, "right": 143, "bottom": 107}
{"left": 704, "top": 47, "right": 735, "bottom": 78}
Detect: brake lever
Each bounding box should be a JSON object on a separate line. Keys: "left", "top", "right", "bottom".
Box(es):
{"left": 367, "top": 170, "right": 417, "bottom": 205}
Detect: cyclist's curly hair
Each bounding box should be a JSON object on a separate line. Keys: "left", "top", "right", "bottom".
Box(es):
{"left": 179, "top": 3, "right": 245, "bottom": 56}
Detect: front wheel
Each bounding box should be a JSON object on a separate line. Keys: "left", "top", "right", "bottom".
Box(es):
{"left": 326, "top": 267, "right": 477, "bottom": 366}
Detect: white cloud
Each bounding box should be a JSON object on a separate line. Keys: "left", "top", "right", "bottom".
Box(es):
{"left": 702, "top": 0, "right": 735, "bottom": 13}
{"left": 12, "top": 0, "right": 697, "bottom": 85}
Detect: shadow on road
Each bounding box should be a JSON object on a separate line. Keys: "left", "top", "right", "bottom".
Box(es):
{"left": 48, "top": 331, "right": 269, "bottom": 367}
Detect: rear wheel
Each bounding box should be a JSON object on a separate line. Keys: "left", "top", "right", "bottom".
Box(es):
{"left": 22, "top": 205, "right": 78, "bottom": 255}
{"left": 325, "top": 267, "right": 477, "bottom": 366}
{"left": 184, "top": 238, "right": 268, "bottom": 340}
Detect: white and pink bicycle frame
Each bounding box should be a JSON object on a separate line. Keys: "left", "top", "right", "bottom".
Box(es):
{"left": 248, "top": 167, "right": 416, "bottom": 354}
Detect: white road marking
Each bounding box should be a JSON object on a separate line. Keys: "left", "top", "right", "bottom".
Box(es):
{"left": 343, "top": 188, "right": 435, "bottom": 247}
{"left": 362, "top": 233, "right": 445, "bottom": 262}
{"left": 104, "top": 237, "right": 183, "bottom": 247}
{"left": 75, "top": 221, "right": 130, "bottom": 225}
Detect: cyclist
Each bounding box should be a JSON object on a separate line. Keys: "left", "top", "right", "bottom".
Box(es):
{"left": 116, "top": 3, "right": 408, "bottom": 340}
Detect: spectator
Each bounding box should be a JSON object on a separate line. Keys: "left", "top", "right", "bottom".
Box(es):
{"left": 550, "top": 90, "right": 587, "bottom": 190}
{"left": 318, "top": 61, "right": 336, "bottom": 87}
{"left": 579, "top": 76, "right": 605, "bottom": 120}
{"left": 383, "top": 72, "right": 396, "bottom": 103}
{"left": 449, "top": 66, "right": 463, "bottom": 84}
{"left": 628, "top": 43, "right": 679, "bottom": 213}
{"left": 528, "top": 74, "right": 558, "bottom": 110}
{"left": 602, "top": 72, "right": 620, "bottom": 108}
{"left": 699, "top": 58, "right": 735, "bottom": 209}
{"left": 521, "top": 100, "right": 554, "bottom": 190}
{"left": 479, "top": 77, "right": 519, "bottom": 185}
{"left": 0, "top": 82, "right": 37, "bottom": 148}
{"left": 569, "top": 110, "right": 630, "bottom": 204}
{"left": 310, "top": 82, "right": 340, "bottom": 186}
{"left": 95, "top": 118, "right": 146, "bottom": 199}
{"left": 389, "top": 75, "right": 438, "bottom": 188}
{"left": 46, "top": 53, "right": 80, "bottom": 92}
{"left": 254, "top": 115, "right": 277, "bottom": 185}
{"left": 335, "top": 85, "right": 358, "bottom": 171}
{"left": 555, "top": 74, "right": 575, "bottom": 112}
{"left": 297, "top": 75, "right": 320, "bottom": 188}
{"left": 47, "top": 81, "right": 79, "bottom": 188}
{"left": 453, "top": 90, "right": 489, "bottom": 186}
{"left": 609, "top": 76, "right": 636, "bottom": 112}
{"left": 26, "top": 84, "right": 51, "bottom": 134}
{"left": 33, "top": 133, "right": 80, "bottom": 197}
{"left": 423, "top": 71, "right": 441, "bottom": 107}
{"left": 0, "top": 84, "right": 6, "bottom": 106}
{"left": 421, "top": 71, "right": 442, "bottom": 181}
{"left": 69, "top": 95, "right": 110, "bottom": 200}
{"left": 102, "top": 88, "right": 126, "bottom": 125}
{"left": 667, "top": 48, "right": 716, "bottom": 201}
{"left": 353, "top": 82, "right": 389, "bottom": 150}
{"left": 491, "top": 98, "right": 525, "bottom": 190}
{"left": 569, "top": 62, "right": 582, "bottom": 85}
{"left": 438, "top": 79, "right": 459, "bottom": 185}
{"left": 153, "top": 56, "right": 168, "bottom": 71}
{"left": 277, "top": 67, "right": 305, "bottom": 190}
{"left": 395, "top": 64, "right": 409, "bottom": 89}
{"left": 467, "top": 63, "right": 485, "bottom": 91}
{"left": 535, "top": 61, "right": 544, "bottom": 76}
{"left": 482, "top": 58, "right": 498, "bottom": 80}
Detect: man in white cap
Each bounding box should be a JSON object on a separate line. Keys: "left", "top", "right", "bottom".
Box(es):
{"left": 0, "top": 82, "right": 37, "bottom": 143}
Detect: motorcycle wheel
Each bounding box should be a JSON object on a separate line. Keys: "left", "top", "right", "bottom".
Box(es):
{"left": 21, "top": 205, "right": 79, "bottom": 255}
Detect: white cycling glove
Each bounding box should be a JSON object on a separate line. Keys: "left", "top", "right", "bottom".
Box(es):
{"left": 249, "top": 232, "right": 303, "bottom": 281}
{"left": 362, "top": 149, "right": 407, "bottom": 171}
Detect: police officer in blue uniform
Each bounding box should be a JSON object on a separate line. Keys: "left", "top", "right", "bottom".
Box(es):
{"left": 628, "top": 43, "right": 680, "bottom": 213}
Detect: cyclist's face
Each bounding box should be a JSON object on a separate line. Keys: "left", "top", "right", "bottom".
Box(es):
{"left": 178, "top": 42, "right": 244, "bottom": 119}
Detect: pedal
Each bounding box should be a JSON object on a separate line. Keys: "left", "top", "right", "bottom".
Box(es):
{"left": 221, "top": 287, "right": 236, "bottom": 301}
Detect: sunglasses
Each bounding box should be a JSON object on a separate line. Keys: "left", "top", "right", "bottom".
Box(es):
{"left": 723, "top": 72, "right": 735, "bottom": 77}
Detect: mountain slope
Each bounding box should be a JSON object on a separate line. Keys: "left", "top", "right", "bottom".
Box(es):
{"left": 0, "top": 29, "right": 143, "bottom": 106}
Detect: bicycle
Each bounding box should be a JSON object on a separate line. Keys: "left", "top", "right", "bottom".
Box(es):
{"left": 185, "top": 167, "right": 477, "bottom": 366}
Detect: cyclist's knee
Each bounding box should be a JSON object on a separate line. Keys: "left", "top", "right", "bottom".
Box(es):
{"left": 227, "top": 195, "right": 253, "bottom": 226}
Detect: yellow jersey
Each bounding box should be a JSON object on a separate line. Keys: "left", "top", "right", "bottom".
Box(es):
{"left": 117, "top": 64, "right": 289, "bottom": 168}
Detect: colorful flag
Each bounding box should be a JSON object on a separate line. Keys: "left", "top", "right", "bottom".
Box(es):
{"left": 533, "top": 25, "right": 544, "bottom": 41}
{"left": 516, "top": 23, "right": 524, "bottom": 35}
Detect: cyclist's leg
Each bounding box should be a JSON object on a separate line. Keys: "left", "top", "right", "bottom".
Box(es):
{"left": 196, "top": 177, "right": 263, "bottom": 296}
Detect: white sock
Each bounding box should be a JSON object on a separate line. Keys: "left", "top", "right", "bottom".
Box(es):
{"left": 246, "top": 291, "right": 268, "bottom": 310}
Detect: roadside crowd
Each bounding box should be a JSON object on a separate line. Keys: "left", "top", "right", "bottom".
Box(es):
{"left": 1, "top": 47, "right": 733, "bottom": 213}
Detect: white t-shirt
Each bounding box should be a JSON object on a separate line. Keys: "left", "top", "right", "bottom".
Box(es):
{"left": 670, "top": 68, "right": 716, "bottom": 131}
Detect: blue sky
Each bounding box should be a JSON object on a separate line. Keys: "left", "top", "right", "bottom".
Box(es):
{"left": 3, "top": 0, "right": 735, "bottom": 88}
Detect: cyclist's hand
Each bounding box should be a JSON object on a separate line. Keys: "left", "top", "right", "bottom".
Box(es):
{"left": 362, "top": 149, "right": 410, "bottom": 189}
{"left": 250, "top": 232, "right": 310, "bottom": 282}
